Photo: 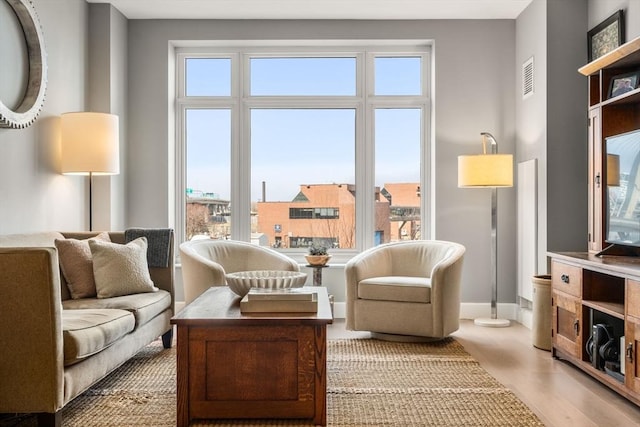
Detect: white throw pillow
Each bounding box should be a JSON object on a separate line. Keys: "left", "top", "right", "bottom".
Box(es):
{"left": 89, "top": 237, "right": 158, "bottom": 298}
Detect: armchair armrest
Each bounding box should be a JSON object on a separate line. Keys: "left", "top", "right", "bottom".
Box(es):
{"left": 344, "top": 247, "right": 393, "bottom": 329}
{"left": 428, "top": 246, "right": 465, "bottom": 335}
{"left": 345, "top": 247, "right": 393, "bottom": 283}
{"left": 179, "top": 244, "right": 226, "bottom": 305}
{"left": 0, "top": 248, "right": 64, "bottom": 413}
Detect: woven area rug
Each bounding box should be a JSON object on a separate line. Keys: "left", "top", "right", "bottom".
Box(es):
{"left": 11, "top": 338, "right": 544, "bottom": 427}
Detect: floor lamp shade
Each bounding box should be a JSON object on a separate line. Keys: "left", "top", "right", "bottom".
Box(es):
{"left": 458, "top": 154, "right": 513, "bottom": 187}
{"left": 61, "top": 112, "right": 120, "bottom": 231}
{"left": 61, "top": 112, "right": 120, "bottom": 175}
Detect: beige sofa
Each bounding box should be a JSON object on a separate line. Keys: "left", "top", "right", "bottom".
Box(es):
{"left": 345, "top": 240, "right": 465, "bottom": 340}
{"left": 0, "top": 230, "right": 174, "bottom": 427}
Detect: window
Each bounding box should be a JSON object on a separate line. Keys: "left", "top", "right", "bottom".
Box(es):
{"left": 290, "top": 208, "right": 340, "bottom": 220}
{"left": 250, "top": 57, "right": 356, "bottom": 96}
{"left": 374, "top": 57, "right": 422, "bottom": 95}
{"left": 185, "top": 58, "right": 231, "bottom": 96}
{"left": 375, "top": 108, "right": 422, "bottom": 242}
{"left": 184, "top": 109, "right": 231, "bottom": 240}
{"left": 176, "top": 44, "right": 431, "bottom": 257}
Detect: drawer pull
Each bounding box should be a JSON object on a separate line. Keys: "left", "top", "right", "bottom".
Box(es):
{"left": 573, "top": 319, "right": 579, "bottom": 335}
{"left": 561, "top": 274, "right": 570, "bottom": 284}
{"left": 627, "top": 343, "right": 634, "bottom": 361}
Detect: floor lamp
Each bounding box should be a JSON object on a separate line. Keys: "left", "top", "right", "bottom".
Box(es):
{"left": 61, "top": 112, "right": 120, "bottom": 231}
{"left": 458, "top": 132, "right": 513, "bottom": 327}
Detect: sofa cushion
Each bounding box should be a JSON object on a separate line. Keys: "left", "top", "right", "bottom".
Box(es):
{"left": 90, "top": 237, "right": 158, "bottom": 298}
{"left": 62, "top": 309, "right": 135, "bottom": 366}
{"left": 55, "top": 232, "right": 111, "bottom": 299}
{"left": 358, "top": 276, "right": 431, "bottom": 303}
{"left": 62, "top": 289, "right": 171, "bottom": 328}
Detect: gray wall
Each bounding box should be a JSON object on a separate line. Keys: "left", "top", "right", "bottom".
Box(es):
{"left": 0, "top": 0, "right": 128, "bottom": 234}
{"left": 88, "top": 4, "right": 128, "bottom": 231}
{"left": 0, "top": 0, "right": 89, "bottom": 233}
{"left": 513, "top": 0, "right": 640, "bottom": 279}
{"left": 546, "top": 0, "right": 589, "bottom": 254}
{"left": 126, "top": 19, "right": 517, "bottom": 305}
{"left": 516, "top": 0, "right": 549, "bottom": 275}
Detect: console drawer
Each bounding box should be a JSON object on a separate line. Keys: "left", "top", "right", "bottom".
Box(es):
{"left": 628, "top": 279, "right": 640, "bottom": 319}
{"left": 551, "top": 261, "right": 582, "bottom": 298}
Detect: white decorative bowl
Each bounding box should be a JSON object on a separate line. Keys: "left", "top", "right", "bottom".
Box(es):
{"left": 225, "top": 270, "right": 308, "bottom": 297}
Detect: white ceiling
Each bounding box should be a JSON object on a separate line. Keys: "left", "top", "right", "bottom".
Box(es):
{"left": 85, "top": 0, "right": 533, "bottom": 20}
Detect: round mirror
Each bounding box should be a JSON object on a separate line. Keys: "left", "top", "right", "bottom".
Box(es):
{"left": 0, "top": 0, "right": 47, "bottom": 129}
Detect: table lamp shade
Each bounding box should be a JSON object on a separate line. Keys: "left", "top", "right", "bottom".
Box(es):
{"left": 61, "top": 112, "right": 119, "bottom": 175}
{"left": 458, "top": 154, "right": 513, "bottom": 187}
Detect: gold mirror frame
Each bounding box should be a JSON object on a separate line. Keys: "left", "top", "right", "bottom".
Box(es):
{"left": 0, "top": 0, "right": 47, "bottom": 129}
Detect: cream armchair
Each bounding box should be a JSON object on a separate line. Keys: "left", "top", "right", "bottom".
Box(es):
{"left": 179, "top": 239, "right": 300, "bottom": 304}
{"left": 345, "top": 240, "right": 465, "bottom": 341}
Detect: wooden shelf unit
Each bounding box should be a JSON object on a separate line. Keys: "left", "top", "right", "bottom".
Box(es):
{"left": 582, "top": 36, "right": 640, "bottom": 253}
{"left": 549, "top": 36, "right": 640, "bottom": 405}
{"left": 549, "top": 253, "right": 640, "bottom": 404}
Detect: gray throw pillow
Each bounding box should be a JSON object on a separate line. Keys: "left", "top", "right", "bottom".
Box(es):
{"left": 89, "top": 237, "right": 158, "bottom": 298}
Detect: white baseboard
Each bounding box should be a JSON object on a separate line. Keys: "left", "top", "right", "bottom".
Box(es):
{"left": 175, "top": 301, "right": 186, "bottom": 313}
{"left": 460, "top": 303, "right": 533, "bottom": 330}
{"left": 518, "top": 307, "right": 533, "bottom": 329}
{"left": 459, "top": 303, "right": 519, "bottom": 322}
{"left": 174, "top": 301, "right": 531, "bottom": 330}
{"left": 333, "top": 302, "right": 346, "bottom": 319}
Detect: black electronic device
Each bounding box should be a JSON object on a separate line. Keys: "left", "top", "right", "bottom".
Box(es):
{"left": 585, "top": 323, "right": 619, "bottom": 370}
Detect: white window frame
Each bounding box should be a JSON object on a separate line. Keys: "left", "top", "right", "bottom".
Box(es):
{"left": 175, "top": 42, "right": 433, "bottom": 264}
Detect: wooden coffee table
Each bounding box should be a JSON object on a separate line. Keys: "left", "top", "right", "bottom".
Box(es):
{"left": 170, "top": 286, "right": 333, "bottom": 427}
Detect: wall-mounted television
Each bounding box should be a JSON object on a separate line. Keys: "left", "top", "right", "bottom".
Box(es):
{"left": 604, "top": 129, "right": 640, "bottom": 254}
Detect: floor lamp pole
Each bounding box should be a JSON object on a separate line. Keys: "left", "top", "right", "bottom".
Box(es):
{"left": 474, "top": 185, "right": 510, "bottom": 327}
{"left": 89, "top": 172, "right": 93, "bottom": 232}
{"left": 491, "top": 186, "right": 498, "bottom": 319}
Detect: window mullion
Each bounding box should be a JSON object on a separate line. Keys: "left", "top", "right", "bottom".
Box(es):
{"left": 357, "top": 52, "right": 374, "bottom": 250}
{"left": 232, "top": 54, "right": 251, "bottom": 241}
{"left": 175, "top": 104, "right": 187, "bottom": 247}
{"left": 422, "top": 102, "right": 433, "bottom": 240}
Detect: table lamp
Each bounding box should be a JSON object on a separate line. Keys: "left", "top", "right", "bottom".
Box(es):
{"left": 61, "top": 112, "right": 120, "bottom": 231}
{"left": 458, "top": 132, "right": 513, "bottom": 327}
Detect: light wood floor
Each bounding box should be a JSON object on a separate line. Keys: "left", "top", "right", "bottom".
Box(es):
{"left": 328, "top": 319, "right": 640, "bottom": 427}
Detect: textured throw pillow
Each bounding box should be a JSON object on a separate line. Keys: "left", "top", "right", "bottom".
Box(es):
{"left": 89, "top": 237, "right": 158, "bottom": 299}
{"left": 55, "top": 232, "right": 111, "bottom": 299}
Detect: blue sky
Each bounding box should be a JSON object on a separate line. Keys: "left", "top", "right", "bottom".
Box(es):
{"left": 185, "top": 56, "right": 421, "bottom": 201}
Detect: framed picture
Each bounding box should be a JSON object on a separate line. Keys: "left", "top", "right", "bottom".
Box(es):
{"left": 608, "top": 71, "right": 640, "bottom": 99}
{"left": 588, "top": 10, "right": 625, "bottom": 62}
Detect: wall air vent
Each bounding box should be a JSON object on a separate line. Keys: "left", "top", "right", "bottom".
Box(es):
{"left": 522, "top": 56, "right": 534, "bottom": 100}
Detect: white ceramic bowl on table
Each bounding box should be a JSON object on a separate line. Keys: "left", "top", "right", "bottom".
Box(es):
{"left": 225, "top": 270, "right": 308, "bottom": 297}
